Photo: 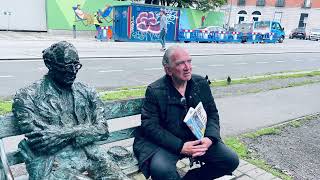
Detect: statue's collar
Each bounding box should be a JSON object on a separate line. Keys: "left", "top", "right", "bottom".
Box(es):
{"left": 44, "top": 75, "right": 73, "bottom": 94}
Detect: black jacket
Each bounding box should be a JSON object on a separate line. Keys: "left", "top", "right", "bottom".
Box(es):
{"left": 133, "top": 74, "right": 221, "bottom": 178}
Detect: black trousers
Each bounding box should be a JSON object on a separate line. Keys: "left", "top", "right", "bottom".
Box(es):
{"left": 149, "top": 141, "right": 239, "bottom": 180}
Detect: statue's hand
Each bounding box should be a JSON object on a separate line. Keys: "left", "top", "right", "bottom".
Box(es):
{"left": 25, "top": 128, "right": 73, "bottom": 154}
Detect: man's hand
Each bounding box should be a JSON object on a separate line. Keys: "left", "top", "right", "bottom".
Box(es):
{"left": 180, "top": 137, "right": 213, "bottom": 158}
{"left": 181, "top": 140, "right": 207, "bottom": 158}
{"left": 200, "top": 137, "right": 212, "bottom": 149}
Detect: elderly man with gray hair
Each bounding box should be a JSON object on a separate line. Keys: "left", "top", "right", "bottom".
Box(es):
{"left": 133, "top": 46, "right": 239, "bottom": 180}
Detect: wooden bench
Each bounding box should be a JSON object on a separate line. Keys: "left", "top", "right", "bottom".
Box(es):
{"left": 0, "top": 98, "right": 144, "bottom": 180}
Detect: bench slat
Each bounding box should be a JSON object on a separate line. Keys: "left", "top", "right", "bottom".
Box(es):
{"left": 0, "top": 114, "right": 21, "bottom": 139}
{"left": 95, "top": 127, "right": 138, "bottom": 145}
{"left": 104, "top": 98, "right": 143, "bottom": 119}
{"left": 0, "top": 98, "right": 143, "bottom": 139}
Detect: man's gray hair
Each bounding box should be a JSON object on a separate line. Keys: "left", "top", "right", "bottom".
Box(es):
{"left": 162, "top": 46, "right": 180, "bottom": 67}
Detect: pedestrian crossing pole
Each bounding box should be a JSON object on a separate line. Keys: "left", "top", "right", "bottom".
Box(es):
{"left": 73, "top": 25, "right": 76, "bottom": 39}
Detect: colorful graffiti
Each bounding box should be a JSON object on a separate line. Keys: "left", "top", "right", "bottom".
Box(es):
{"left": 162, "top": 8, "right": 178, "bottom": 25}
{"left": 136, "top": 12, "right": 160, "bottom": 33}
{"left": 131, "top": 30, "right": 160, "bottom": 41}
{"left": 47, "top": 0, "right": 224, "bottom": 35}
{"left": 133, "top": 9, "right": 179, "bottom": 40}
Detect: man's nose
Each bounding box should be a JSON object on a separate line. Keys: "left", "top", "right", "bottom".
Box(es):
{"left": 69, "top": 66, "right": 79, "bottom": 73}
{"left": 183, "top": 62, "right": 191, "bottom": 70}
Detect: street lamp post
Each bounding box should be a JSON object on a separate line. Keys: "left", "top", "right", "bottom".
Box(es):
{"left": 227, "top": 0, "right": 233, "bottom": 31}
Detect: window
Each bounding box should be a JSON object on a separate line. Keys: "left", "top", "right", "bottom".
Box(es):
{"left": 238, "top": 0, "right": 246, "bottom": 6}
{"left": 272, "top": 22, "right": 282, "bottom": 30}
{"left": 256, "top": 0, "right": 265, "bottom": 6}
{"left": 302, "top": 0, "right": 311, "bottom": 8}
{"left": 298, "top": 13, "right": 308, "bottom": 28}
{"left": 252, "top": 11, "right": 261, "bottom": 22}
{"left": 275, "top": 0, "right": 285, "bottom": 7}
{"left": 237, "top": 10, "right": 247, "bottom": 24}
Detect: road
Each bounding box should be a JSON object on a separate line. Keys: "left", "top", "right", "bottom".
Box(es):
{"left": 0, "top": 51, "right": 320, "bottom": 97}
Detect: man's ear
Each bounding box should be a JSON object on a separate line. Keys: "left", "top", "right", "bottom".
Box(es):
{"left": 164, "top": 66, "right": 172, "bottom": 76}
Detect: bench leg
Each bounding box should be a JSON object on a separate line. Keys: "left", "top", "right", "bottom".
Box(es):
{"left": 0, "top": 139, "right": 14, "bottom": 180}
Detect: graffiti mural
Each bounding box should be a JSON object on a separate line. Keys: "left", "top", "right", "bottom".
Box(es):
{"left": 131, "top": 31, "right": 160, "bottom": 41}
{"left": 130, "top": 7, "right": 179, "bottom": 41}
{"left": 162, "top": 8, "right": 178, "bottom": 25}
{"left": 136, "top": 12, "right": 160, "bottom": 33}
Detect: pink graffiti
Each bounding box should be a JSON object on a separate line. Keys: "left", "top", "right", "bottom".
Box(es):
{"left": 136, "top": 12, "right": 160, "bottom": 33}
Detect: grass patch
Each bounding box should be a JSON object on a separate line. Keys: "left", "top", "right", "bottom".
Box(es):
{"left": 97, "top": 70, "right": 320, "bottom": 101}
{"left": 211, "top": 70, "right": 320, "bottom": 87}
{"left": 0, "top": 100, "right": 12, "bottom": 115}
{"left": 224, "top": 115, "right": 320, "bottom": 180}
{"left": 100, "top": 88, "right": 146, "bottom": 101}
{"left": 289, "top": 120, "right": 301, "bottom": 128}
{"left": 224, "top": 137, "right": 248, "bottom": 158}
{"left": 242, "top": 127, "right": 281, "bottom": 139}
{"left": 224, "top": 136, "right": 292, "bottom": 180}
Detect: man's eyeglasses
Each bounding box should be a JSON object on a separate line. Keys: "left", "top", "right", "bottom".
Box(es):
{"left": 51, "top": 62, "right": 82, "bottom": 73}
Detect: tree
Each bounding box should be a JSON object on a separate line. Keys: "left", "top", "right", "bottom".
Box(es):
{"left": 145, "top": 0, "right": 227, "bottom": 11}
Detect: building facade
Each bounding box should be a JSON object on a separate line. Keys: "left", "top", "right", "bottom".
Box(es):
{"left": 220, "top": 0, "right": 320, "bottom": 35}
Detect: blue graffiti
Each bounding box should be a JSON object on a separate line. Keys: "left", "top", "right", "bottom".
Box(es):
{"left": 131, "top": 31, "right": 160, "bottom": 41}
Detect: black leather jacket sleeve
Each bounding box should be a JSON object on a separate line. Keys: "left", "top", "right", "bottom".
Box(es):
{"left": 140, "top": 86, "right": 184, "bottom": 154}
{"left": 200, "top": 79, "right": 221, "bottom": 141}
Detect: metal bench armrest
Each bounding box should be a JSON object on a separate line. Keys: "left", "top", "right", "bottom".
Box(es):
{"left": 0, "top": 139, "right": 14, "bottom": 180}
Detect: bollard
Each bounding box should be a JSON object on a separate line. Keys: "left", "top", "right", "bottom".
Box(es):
{"left": 73, "top": 25, "right": 76, "bottom": 39}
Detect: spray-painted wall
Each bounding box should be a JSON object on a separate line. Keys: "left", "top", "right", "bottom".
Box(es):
{"left": 47, "top": 0, "right": 224, "bottom": 31}
{"left": 0, "top": 0, "right": 46, "bottom": 31}
{"left": 179, "top": 8, "right": 225, "bottom": 30}
{"left": 113, "top": 4, "right": 179, "bottom": 42}
{"left": 47, "top": 0, "right": 129, "bottom": 31}
{"left": 0, "top": 0, "right": 224, "bottom": 32}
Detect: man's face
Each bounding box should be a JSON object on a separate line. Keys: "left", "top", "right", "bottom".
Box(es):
{"left": 50, "top": 48, "right": 82, "bottom": 87}
{"left": 166, "top": 48, "right": 192, "bottom": 82}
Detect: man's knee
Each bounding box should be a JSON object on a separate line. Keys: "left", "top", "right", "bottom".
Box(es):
{"left": 149, "top": 149, "right": 180, "bottom": 180}
{"left": 204, "top": 142, "right": 240, "bottom": 173}
{"left": 223, "top": 149, "right": 239, "bottom": 173}
{"left": 150, "top": 157, "right": 177, "bottom": 176}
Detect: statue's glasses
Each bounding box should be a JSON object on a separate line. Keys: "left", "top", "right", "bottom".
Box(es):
{"left": 52, "top": 62, "right": 83, "bottom": 73}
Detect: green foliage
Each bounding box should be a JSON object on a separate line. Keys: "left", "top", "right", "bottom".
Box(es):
{"left": 242, "top": 127, "right": 281, "bottom": 139}
{"left": 100, "top": 88, "right": 146, "bottom": 101}
{"left": 224, "top": 137, "right": 248, "bottom": 158}
{"left": 0, "top": 100, "right": 12, "bottom": 115}
{"left": 159, "top": 0, "right": 227, "bottom": 11}
{"left": 194, "top": 0, "right": 227, "bottom": 11}
{"left": 211, "top": 70, "right": 320, "bottom": 87}
{"left": 289, "top": 120, "right": 301, "bottom": 128}
{"left": 224, "top": 136, "right": 292, "bottom": 179}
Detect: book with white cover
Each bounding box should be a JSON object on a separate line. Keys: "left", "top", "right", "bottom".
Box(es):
{"left": 183, "top": 102, "right": 207, "bottom": 140}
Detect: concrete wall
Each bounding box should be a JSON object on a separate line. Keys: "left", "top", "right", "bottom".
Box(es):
{"left": 0, "top": 0, "right": 47, "bottom": 31}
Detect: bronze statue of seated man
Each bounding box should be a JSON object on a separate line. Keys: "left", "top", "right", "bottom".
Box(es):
{"left": 12, "top": 41, "right": 130, "bottom": 180}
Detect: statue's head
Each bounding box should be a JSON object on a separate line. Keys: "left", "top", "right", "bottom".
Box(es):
{"left": 42, "top": 41, "right": 82, "bottom": 88}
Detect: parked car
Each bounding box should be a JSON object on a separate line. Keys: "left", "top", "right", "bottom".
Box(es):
{"left": 289, "top": 27, "right": 306, "bottom": 39}
{"left": 252, "top": 21, "right": 285, "bottom": 43}
{"left": 308, "top": 28, "right": 320, "bottom": 41}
